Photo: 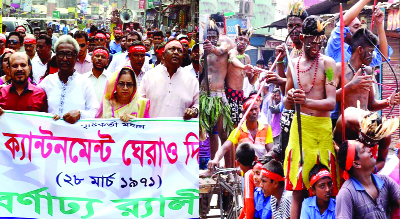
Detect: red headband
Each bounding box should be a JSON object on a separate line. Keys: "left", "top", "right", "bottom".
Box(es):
{"left": 16, "top": 26, "right": 26, "bottom": 32}
{"left": 0, "top": 35, "right": 5, "bottom": 43}
{"left": 261, "top": 168, "right": 284, "bottom": 181}
{"left": 180, "top": 39, "right": 190, "bottom": 45}
{"left": 24, "top": 38, "right": 36, "bottom": 44}
{"left": 93, "top": 48, "right": 109, "bottom": 58}
{"left": 95, "top": 33, "right": 106, "bottom": 39}
{"left": 309, "top": 169, "right": 332, "bottom": 187}
{"left": 243, "top": 97, "right": 260, "bottom": 111}
{"left": 156, "top": 47, "right": 164, "bottom": 56}
{"left": 165, "top": 40, "right": 183, "bottom": 51}
{"left": 253, "top": 162, "right": 263, "bottom": 170}
{"left": 114, "top": 30, "right": 123, "bottom": 34}
{"left": 129, "top": 45, "right": 146, "bottom": 54}
{"left": 343, "top": 140, "right": 357, "bottom": 180}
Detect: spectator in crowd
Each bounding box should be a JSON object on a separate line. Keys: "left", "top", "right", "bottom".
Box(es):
{"left": 47, "top": 27, "right": 58, "bottom": 50}
{"left": 178, "top": 36, "right": 191, "bottom": 67}
{"left": 336, "top": 140, "right": 400, "bottom": 218}
{"left": 138, "top": 40, "right": 198, "bottom": 119}
{"left": 39, "top": 55, "right": 58, "bottom": 83}
{"left": 0, "top": 52, "right": 47, "bottom": 115}
{"left": 88, "top": 37, "right": 96, "bottom": 53}
{"left": 151, "top": 31, "right": 164, "bottom": 64}
{"left": 33, "top": 28, "right": 40, "bottom": 39}
{"left": 83, "top": 46, "right": 111, "bottom": 104}
{"left": 109, "top": 28, "right": 123, "bottom": 54}
{"left": 96, "top": 66, "right": 149, "bottom": 121}
{"left": 269, "top": 88, "right": 283, "bottom": 146}
{"left": 0, "top": 34, "right": 5, "bottom": 55}
{"left": 2, "top": 24, "right": 6, "bottom": 35}
{"left": 38, "top": 35, "right": 98, "bottom": 124}
{"left": 24, "top": 34, "right": 37, "bottom": 60}
{"left": 94, "top": 31, "right": 107, "bottom": 47}
{"left": 15, "top": 26, "right": 26, "bottom": 39}
{"left": 32, "top": 35, "right": 53, "bottom": 84}
{"left": 300, "top": 164, "right": 336, "bottom": 219}
{"left": 6, "top": 32, "right": 23, "bottom": 52}
{"left": 73, "top": 31, "right": 93, "bottom": 74}
{"left": 0, "top": 49, "right": 16, "bottom": 85}
{"left": 182, "top": 43, "right": 199, "bottom": 80}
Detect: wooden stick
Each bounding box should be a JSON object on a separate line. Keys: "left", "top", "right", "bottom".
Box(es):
{"left": 371, "top": 0, "right": 378, "bottom": 30}
{"left": 340, "top": 4, "right": 346, "bottom": 142}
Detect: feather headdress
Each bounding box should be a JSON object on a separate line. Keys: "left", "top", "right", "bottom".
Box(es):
{"left": 359, "top": 112, "right": 399, "bottom": 141}
{"left": 287, "top": 0, "right": 308, "bottom": 21}
{"left": 235, "top": 24, "right": 253, "bottom": 38}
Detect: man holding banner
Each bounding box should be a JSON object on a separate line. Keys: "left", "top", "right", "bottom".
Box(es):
{"left": 0, "top": 52, "right": 47, "bottom": 115}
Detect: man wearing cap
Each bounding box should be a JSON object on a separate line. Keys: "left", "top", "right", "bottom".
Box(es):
{"left": 182, "top": 44, "right": 199, "bottom": 80}
{"left": 0, "top": 52, "right": 48, "bottom": 115}
{"left": 83, "top": 46, "right": 111, "bottom": 104}
{"left": 178, "top": 36, "right": 191, "bottom": 67}
{"left": 109, "top": 28, "right": 123, "bottom": 55}
{"left": 138, "top": 40, "right": 199, "bottom": 119}
{"left": 0, "top": 34, "right": 6, "bottom": 55}
{"left": 336, "top": 140, "right": 400, "bottom": 219}
{"left": 24, "top": 34, "right": 37, "bottom": 60}
{"left": 73, "top": 31, "right": 93, "bottom": 74}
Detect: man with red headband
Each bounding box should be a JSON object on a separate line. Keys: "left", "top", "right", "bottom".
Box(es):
{"left": 138, "top": 40, "right": 199, "bottom": 119}
{"left": 177, "top": 35, "right": 191, "bottom": 67}
{"left": 300, "top": 164, "right": 335, "bottom": 219}
{"left": 94, "top": 32, "right": 107, "bottom": 47}
{"left": 110, "top": 28, "right": 123, "bottom": 55}
{"left": 15, "top": 26, "right": 26, "bottom": 39}
{"left": 260, "top": 160, "right": 291, "bottom": 219}
{"left": 0, "top": 34, "right": 6, "bottom": 55}
{"left": 83, "top": 46, "right": 110, "bottom": 104}
{"left": 207, "top": 95, "right": 274, "bottom": 170}
{"left": 336, "top": 140, "right": 400, "bottom": 219}
{"left": 24, "top": 34, "right": 36, "bottom": 60}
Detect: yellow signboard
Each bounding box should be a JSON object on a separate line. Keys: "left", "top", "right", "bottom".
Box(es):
{"left": 68, "top": 7, "right": 75, "bottom": 13}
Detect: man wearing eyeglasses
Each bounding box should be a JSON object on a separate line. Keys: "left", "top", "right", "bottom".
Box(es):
{"left": 73, "top": 31, "right": 93, "bottom": 74}
{"left": 6, "top": 32, "right": 23, "bottom": 52}
{"left": 38, "top": 35, "right": 99, "bottom": 124}
{"left": 32, "top": 35, "right": 53, "bottom": 84}
{"left": 138, "top": 40, "right": 199, "bottom": 119}
{"left": 94, "top": 32, "right": 107, "bottom": 48}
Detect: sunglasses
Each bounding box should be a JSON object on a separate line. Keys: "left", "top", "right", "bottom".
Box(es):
{"left": 79, "top": 43, "right": 86, "bottom": 48}
{"left": 8, "top": 39, "right": 19, "bottom": 45}
{"left": 117, "top": 82, "right": 134, "bottom": 89}
{"left": 95, "top": 38, "right": 105, "bottom": 42}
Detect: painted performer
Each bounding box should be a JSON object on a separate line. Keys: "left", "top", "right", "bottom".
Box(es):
{"left": 200, "top": 19, "right": 234, "bottom": 168}
{"left": 283, "top": 15, "right": 337, "bottom": 219}
{"left": 225, "top": 26, "right": 258, "bottom": 127}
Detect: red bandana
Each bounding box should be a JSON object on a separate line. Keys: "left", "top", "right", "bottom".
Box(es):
{"left": 261, "top": 168, "right": 284, "bottom": 181}
{"left": 114, "top": 29, "right": 122, "bottom": 34}
{"left": 24, "top": 38, "right": 36, "bottom": 44}
{"left": 180, "top": 39, "right": 190, "bottom": 45}
{"left": 343, "top": 140, "right": 357, "bottom": 180}
{"left": 309, "top": 169, "right": 332, "bottom": 187}
{"left": 129, "top": 45, "right": 146, "bottom": 54}
{"left": 0, "top": 35, "right": 5, "bottom": 43}
{"left": 93, "top": 48, "right": 109, "bottom": 58}
{"left": 253, "top": 162, "right": 263, "bottom": 171}
{"left": 95, "top": 33, "right": 107, "bottom": 39}
{"left": 16, "top": 26, "right": 26, "bottom": 32}
{"left": 165, "top": 40, "right": 183, "bottom": 51}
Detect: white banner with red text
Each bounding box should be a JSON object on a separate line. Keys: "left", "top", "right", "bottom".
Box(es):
{"left": 0, "top": 110, "right": 199, "bottom": 219}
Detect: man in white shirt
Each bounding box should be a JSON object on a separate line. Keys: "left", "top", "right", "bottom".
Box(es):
{"left": 39, "top": 35, "right": 98, "bottom": 124}
{"left": 138, "top": 40, "right": 199, "bottom": 119}
{"left": 32, "top": 35, "right": 53, "bottom": 84}
{"left": 107, "top": 31, "right": 142, "bottom": 73}
{"left": 73, "top": 31, "right": 93, "bottom": 74}
{"left": 83, "top": 46, "right": 111, "bottom": 104}
{"left": 182, "top": 43, "right": 199, "bottom": 80}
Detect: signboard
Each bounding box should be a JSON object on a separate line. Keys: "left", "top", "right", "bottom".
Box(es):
{"left": 68, "top": 7, "right": 75, "bottom": 13}
{"left": 226, "top": 18, "right": 247, "bottom": 38}
{"left": 265, "top": 40, "right": 282, "bottom": 49}
{"left": 22, "top": 0, "right": 31, "bottom": 12}
{"left": 53, "top": 10, "right": 60, "bottom": 19}
{"left": 148, "top": 0, "right": 154, "bottom": 9}
{"left": 81, "top": 0, "right": 88, "bottom": 14}
{"left": 139, "top": 0, "right": 145, "bottom": 9}
{"left": 0, "top": 111, "right": 199, "bottom": 218}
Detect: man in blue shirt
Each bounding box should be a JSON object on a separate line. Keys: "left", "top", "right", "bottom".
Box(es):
{"left": 325, "top": 0, "right": 391, "bottom": 67}
{"left": 109, "top": 28, "right": 123, "bottom": 54}
{"left": 300, "top": 164, "right": 336, "bottom": 219}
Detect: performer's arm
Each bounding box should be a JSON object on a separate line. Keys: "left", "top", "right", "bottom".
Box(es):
{"left": 283, "top": 63, "right": 295, "bottom": 110}
{"left": 229, "top": 50, "right": 252, "bottom": 71}
{"left": 207, "top": 139, "right": 234, "bottom": 170}
{"left": 343, "top": 0, "right": 370, "bottom": 26}
{"left": 211, "top": 42, "right": 230, "bottom": 56}
{"left": 375, "top": 8, "right": 389, "bottom": 61}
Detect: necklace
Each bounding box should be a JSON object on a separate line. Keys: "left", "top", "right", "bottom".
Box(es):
{"left": 347, "top": 62, "right": 356, "bottom": 74}
{"left": 296, "top": 53, "right": 319, "bottom": 93}
{"left": 293, "top": 47, "right": 303, "bottom": 58}
{"left": 297, "top": 53, "right": 318, "bottom": 73}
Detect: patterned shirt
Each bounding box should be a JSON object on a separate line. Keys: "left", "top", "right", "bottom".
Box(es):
{"left": 270, "top": 190, "right": 292, "bottom": 219}
{"left": 336, "top": 174, "right": 400, "bottom": 219}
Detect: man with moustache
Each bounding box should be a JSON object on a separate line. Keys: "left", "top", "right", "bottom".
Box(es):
{"left": 39, "top": 35, "right": 98, "bottom": 124}
{"left": 83, "top": 46, "right": 111, "bottom": 104}
{"left": 23, "top": 34, "right": 37, "bottom": 60}
{"left": 32, "top": 35, "right": 53, "bottom": 84}
{"left": 138, "top": 40, "right": 199, "bottom": 119}
{"left": 109, "top": 28, "right": 123, "bottom": 55}
{"left": 74, "top": 31, "right": 93, "bottom": 74}
{"left": 0, "top": 52, "right": 48, "bottom": 115}
{"left": 182, "top": 44, "right": 199, "bottom": 80}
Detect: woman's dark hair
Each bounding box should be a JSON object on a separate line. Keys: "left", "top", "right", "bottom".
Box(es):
{"left": 0, "top": 53, "right": 8, "bottom": 77}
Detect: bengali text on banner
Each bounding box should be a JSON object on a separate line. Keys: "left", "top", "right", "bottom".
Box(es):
{"left": 0, "top": 110, "right": 199, "bottom": 218}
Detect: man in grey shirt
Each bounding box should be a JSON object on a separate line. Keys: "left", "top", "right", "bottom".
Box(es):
{"left": 336, "top": 140, "right": 400, "bottom": 219}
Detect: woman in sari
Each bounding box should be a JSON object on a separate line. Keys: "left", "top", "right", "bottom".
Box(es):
{"left": 96, "top": 66, "right": 149, "bottom": 121}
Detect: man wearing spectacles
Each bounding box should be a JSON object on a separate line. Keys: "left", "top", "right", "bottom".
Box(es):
{"left": 38, "top": 35, "right": 98, "bottom": 124}
{"left": 73, "top": 31, "right": 92, "bottom": 74}
{"left": 94, "top": 32, "right": 107, "bottom": 47}
{"left": 6, "top": 32, "right": 23, "bottom": 52}
{"left": 139, "top": 40, "right": 199, "bottom": 120}
{"left": 32, "top": 35, "right": 53, "bottom": 84}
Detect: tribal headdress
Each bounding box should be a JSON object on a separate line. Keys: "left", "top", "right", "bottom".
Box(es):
{"left": 359, "top": 112, "right": 399, "bottom": 144}
{"left": 287, "top": 0, "right": 308, "bottom": 22}
{"left": 302, "top": 15, "right": 330, "bottom": 43}
{"left": 235, "top": 24, "right": 253, "bottom": 39}
{"left": 207, "top": 19, "right": 219, "bottom": 35}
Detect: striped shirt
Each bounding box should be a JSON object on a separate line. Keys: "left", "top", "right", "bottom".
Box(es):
{"left": 270, "top": 190, "right": 292, "bottom": 219}
{"left": 83, "top": 70, "right": 111, "bottom": 104}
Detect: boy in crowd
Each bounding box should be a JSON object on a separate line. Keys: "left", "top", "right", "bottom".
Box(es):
{"left": 260, "top": 160, "right": 291, "bottom": 219}
{"left": 236, "top": 142, "right": 256, "bottom": 219}
{"left": 300, "top": 164, "right": 336, "bottom": 219}
{"left": 253, "top": 154, "right": 274, "bottom": 219}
